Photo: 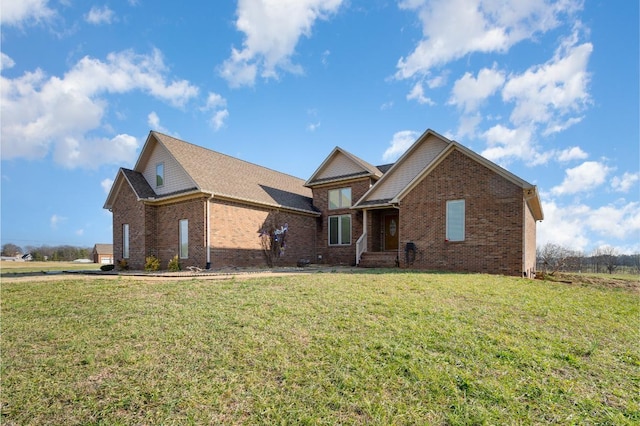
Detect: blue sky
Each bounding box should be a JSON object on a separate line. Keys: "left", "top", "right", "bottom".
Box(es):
{"left": 1, "top": 0, "right": 638, "bottom": 254}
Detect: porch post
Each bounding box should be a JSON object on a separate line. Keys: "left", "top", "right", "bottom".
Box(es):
{"left": 362, "top": 208, "right": 367, "bottom": 247}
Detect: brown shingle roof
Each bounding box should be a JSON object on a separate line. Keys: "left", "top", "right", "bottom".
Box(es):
{"left": 121, "top": 168, "right": 157, "bottom": 199}
{"left": 151, "top": 132, "right": 317, "bottom": 214}
{"left": 93, "top": 244, "right": 113, "bottom": 254}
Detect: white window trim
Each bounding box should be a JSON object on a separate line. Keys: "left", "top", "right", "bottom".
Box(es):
{"left": 446, "top": 199, "right": 465, "bottom": 242}
{"left": 328, "top": 187, "right": 352, "bottom": 210}
{"left": 179, "top": 219, "right": 189, "bottom": 259}
{"left": 122, "top": 223, "right": 130, "bottom": 259}
{"left": 328, "top": 214, "right": 352, "bottom": 246}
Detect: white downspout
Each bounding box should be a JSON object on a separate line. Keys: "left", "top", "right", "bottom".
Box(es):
{"left": 206, "top": 195, "right": 213, "bottom": 268}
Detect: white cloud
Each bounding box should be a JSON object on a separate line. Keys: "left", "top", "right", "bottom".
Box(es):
{"left": 50, "top": 214, "right": 66, "bottom": 229}
{"left": 101, "top": 178, "right": 114, "bottom": 194}
{"left": 537, "top": 200, "right": 590, "bottom": 250}
{"left": 85, "top": 5, "right": 116, "bottom": 25}
{"left": 449, "top": 66, "right": 505, "bottom": 113}
{"left": 537, "top": 199, "right": 640, "bottom": 253}
{"left": 0, "top": 0, "right": 55, "bottom": 26}
{"left": 407, "top": 82, "right": 435, "bottom": 105}
{"left": 473, "top": 29, "right": 592, "bottom": 165}
{"left": 396, "top": 0, "right": 581, "bottom": 79}
{"left": 0, "top": 49, "right": 198, "bottom": 168}
{"left": 502, "top": 30, "right": 592, "bottom": 133}
{"left": 210, "top": 109, "right": 229, "bottom": 131}
{"left": 427, "top": 73, "right": 447, "bottom": 89}
{"left": 204, "top": 92, "right": 226, "bottom": 109}
{"left": 202, "top": 92, "right": 228, "bottom": 131}
{"left": 611, "top": 172, "right": 640, "bottom": 193}
{"left": 53, "top": 134, "right": 139, "bottom": 169}
{"left": 75, "top": 229, "right": 85, "bottom": 236}
{"left": 556, "top": 146, "right": 588, "bottom": 162}
{"left": 147, "top": 111, "right": 171, "bottom": 134}
{"left": 220, "top": 0, "right": 344, "bottom": 87}
{"left": 480, "top": 124, "right": 538, "bottom": 163}
{"left": 307, "top": 121, "right": 321, "bottom": 131}
{"left": 551, "top": 160, "right": 612, "bottom": 195}
{"left": 382, "top": 130, "right": 419, "bottom": 162}
{"left": 586, "top": 201, "right": 640, "bottom": 240}
{"left": 454, "top": 114, "right": 482, "bottom": 140}
{"left": 1, "top": 53, "right": 16, "bottom": 71}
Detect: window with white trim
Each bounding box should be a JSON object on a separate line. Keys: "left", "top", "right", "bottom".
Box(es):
{"left": 156, "top": 162, "right": 164, "bottom": 187}
{"left": 328, "top": 188, "right": 351, "bottom": 210}
{"left": 179, "top": 219, "right": 188, "bottom": 258}
{"left": 446, "top": 200, "right": 465, "bottom": 242}
{"left": 122, "top": 224, "right": 130, "bottom": 258}
{"left": 329, "top": 214, "right": 351, "bottom": 245}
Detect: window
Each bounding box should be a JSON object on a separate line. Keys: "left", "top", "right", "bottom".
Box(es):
{"left": 328, "top": 188, "right": 351, "bottom": 210}
{"left": 122, "top": 224, "right": 130, "bottom": 258}
{"left": 446, "top": 200, "right": 465, "bottom": 241}
{"left": 179, "top": 219, "right": 188, "bottom": 258}
{"left": 156, "top": 163, "right": 164, "bottom": 187}
{"left": 329, "top": 214, "right": 351, "bottom": 245}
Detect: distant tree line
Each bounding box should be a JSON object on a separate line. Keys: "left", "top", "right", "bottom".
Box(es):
{"left": 537, "top": 243, "right": 640, "bottom": 275}
{"left": 1, "top": 243, "right": 92, "bottom": 262}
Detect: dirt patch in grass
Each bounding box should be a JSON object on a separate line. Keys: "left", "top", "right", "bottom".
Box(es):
{"left": 538, "top": 272, "right": 639, "bottom": 291}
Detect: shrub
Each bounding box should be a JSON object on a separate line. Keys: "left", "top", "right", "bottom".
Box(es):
{"left": 117, "top": 259, "right": 129, "bottom": 271}
{"left": 100, "top": 264, "right": 115, "bottom": 271}
{"left": 168, "top": 255, "right": 181, "bottom": 272}
{"left": 145, "top": 255, "right": 160, "bottom": 272}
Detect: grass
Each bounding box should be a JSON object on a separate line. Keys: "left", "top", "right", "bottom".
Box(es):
{"left": 2, "top": 272, "right": 638, "bottom": 424}
{"left": 0, "top": 261, "right": 101, "bottom": 276}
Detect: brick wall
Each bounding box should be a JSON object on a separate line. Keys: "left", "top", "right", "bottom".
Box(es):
{"left": 399, "top": 149, "right": 525, "bottom": 276}
{"left": 155, "top": 197, "right": 207, "bottom": 269}
{"left": 312, "top": 178, "right": 372, "bottom": 265}
{"left": 111, "top": 182, "right": 147, "bottom": 270}
{"left": 210, "top": 199, "right": 317, "bottom": 268}
{"left": 523, "top": 201, "right": 537, "bottom": 277}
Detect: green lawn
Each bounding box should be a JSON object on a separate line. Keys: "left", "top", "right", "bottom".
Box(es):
{"left": 2, "top": 272, "right": 638, "bottom": 425}
{"left": 0, "top": 261, "right": 101, "bottom": 276}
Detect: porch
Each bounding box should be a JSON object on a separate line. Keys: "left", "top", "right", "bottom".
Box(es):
{"left": 355, "top": 208, "right": 400, "bottom": 268}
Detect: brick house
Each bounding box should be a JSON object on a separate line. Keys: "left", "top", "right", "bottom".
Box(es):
{"left": 92, "top": 243, "right": 113, "bottom": 264}
{"left": 104, "top": 129, "right": 543, "bottom": 276}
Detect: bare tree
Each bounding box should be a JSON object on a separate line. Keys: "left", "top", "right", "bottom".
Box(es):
{"left": 595, "top": 245, "right": 619, "bottom": 274}
{"left": 1, "top": 243, "right": 23, "bottom": 257}
{"left": 537, "top": 243, "right": 572, "bottom": 275}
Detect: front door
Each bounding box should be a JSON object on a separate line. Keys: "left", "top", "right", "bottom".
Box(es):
{"left": 384, "top": 214, "right": 399, "bottom": 251}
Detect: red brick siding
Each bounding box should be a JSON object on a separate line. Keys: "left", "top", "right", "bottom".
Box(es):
{"left": 312, "top": 178, "right": 371, "bottom": 265}
{"left": 399, "top": 149, "right": 525, "bottom": 275}
{"left": 155, "top": 197, "right": 207, "bottom": 269}
{"left": 111, "top": 182, "right": 147, "bottom": 270}
{"left": 523, "top": 201, "right": 537, "bottom": 277}
{"left": 209, "top": 199, "right": 317, "bottom": 268}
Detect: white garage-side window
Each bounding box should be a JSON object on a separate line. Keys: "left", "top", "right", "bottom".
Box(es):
{"left": 122, "top": 224, "right": 130, "bottom": 258}
{"left": 446, "top": 200, "right": 465, "bottom": 242}
{"left": 179, "top": 219, "right": 189, "bottom": 258}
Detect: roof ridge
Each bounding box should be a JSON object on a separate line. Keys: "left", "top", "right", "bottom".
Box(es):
{"left": 152, "top": 131, "right": 307, "bottom": 182}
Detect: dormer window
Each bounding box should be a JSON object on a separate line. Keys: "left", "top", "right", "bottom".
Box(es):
{"left": 156, "top": 163, "right": 164, "bottom": 187}
{"left": 328, "top": 187, "right": 351, "bottom": 210}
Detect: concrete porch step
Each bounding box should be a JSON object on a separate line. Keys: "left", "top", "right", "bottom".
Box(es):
{"left": 358, "top": 251, "right": 398, "bottom": 268}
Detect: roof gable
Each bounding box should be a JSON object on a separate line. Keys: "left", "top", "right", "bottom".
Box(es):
{"left": 135, "top": 137, "right": 197, "bottom": 196}
{"left": 305, "top": 147, "right": 382, "bottom": 187}
{"left": 352, "top": 129, "right": 543, "bottom": 220}
{"left": 393, "top": 142, "right": 543, "bottom": 220}
{"left": 353, "top": 129, "right": 449, "bottom": 207}
{"left": 109, "top": 132, "right": 318, "bottom": 214}
{"left": 103, "top": 168, "right": 158, "bottom": 209}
